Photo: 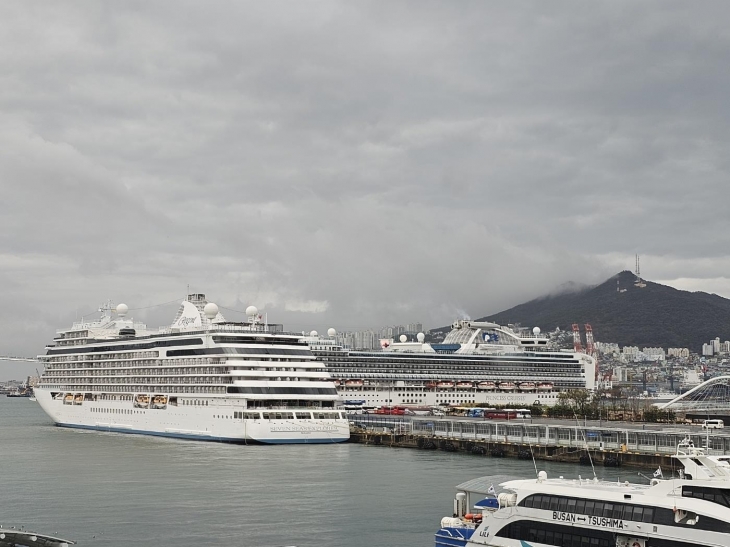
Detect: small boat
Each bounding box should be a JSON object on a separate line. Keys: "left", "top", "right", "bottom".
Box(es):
{"left": 63, "top": 393, "right": 74, "bottom": 405}
{"left": 0, "top": 527, "right": 76, "bottom": 547}
{"left": 518, "top": 382, "right": 536, "bottom": 391}
{"left": 134, "top": 394, "right": 150, "bottom": 408}
{"left": 498, "top": 382, "right": 516, "bottom": 391}
{"left": 345, "top": 379, "right": 364, "bottom": 387}
{"left": 456, "top": 381, "right": 474, "bottom": 389}
{"left": 73, "top": 394, "right": 83, "bottom": 405}
{"left": 477, "top": 381, "right": 497, "bottom": 390}
{"left": 537, "top": 382, "right": 554, "bottom": 391}
{"left": 436, "top": 381, "right": 455, "bottom": 389}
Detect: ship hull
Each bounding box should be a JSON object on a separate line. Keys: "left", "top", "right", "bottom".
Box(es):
{"left": 35, "top": 388, "right": 349, "bottom": 444}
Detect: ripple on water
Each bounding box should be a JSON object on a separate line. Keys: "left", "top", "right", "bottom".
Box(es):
{"left": 0, "top": 398, "right": 649, "bottom": 547}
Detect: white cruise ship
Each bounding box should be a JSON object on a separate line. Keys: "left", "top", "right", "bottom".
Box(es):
{"left": 308, "top": 320, "right": 596, "bottom": 408}
{"left": 436, "top": 439, "right": 730, "bottom": 547}
{"left": 35, "top": 294, "right": 349, "bottom": 444}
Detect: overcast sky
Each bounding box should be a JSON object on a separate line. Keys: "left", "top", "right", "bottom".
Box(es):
{"left": 2, "top": 2, "right": 730, "bottom": 378}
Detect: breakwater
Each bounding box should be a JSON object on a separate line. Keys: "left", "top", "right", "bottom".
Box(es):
{"left": 348, "top": 415, "right": 730, "bottom": 469}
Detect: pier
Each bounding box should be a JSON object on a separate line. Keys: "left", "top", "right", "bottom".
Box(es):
{"left": 348, "top": 415, "right": 730, "bottom": 468}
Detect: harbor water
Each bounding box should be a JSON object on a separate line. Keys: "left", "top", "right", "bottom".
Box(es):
{"left": 1, "top": 397, "right": 649, "bottom": 547}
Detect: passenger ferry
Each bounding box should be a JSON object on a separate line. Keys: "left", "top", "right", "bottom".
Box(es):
{"left": 34, "top": 294, "right": 349, "bottom": 444}
{"left": 435, "top": 439, "right": 730, "bottom": 547}
{"left": 307, "top": 320, "right": 595, "bottom": 408}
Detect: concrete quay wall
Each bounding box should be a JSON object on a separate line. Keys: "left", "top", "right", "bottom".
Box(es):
{"left": 348, "top": 416, "right": 730, "bottom": 469}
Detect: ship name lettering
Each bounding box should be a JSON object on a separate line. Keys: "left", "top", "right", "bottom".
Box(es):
{"left": 588, "top": 516, "right": 624, "bottom": 529}
{"left": 553, "top": 512, "right": 576, "bottom": 522}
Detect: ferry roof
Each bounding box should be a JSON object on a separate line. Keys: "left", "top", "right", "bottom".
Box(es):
{"left": 455, "top": 475, "right": 512, "bottom": 495}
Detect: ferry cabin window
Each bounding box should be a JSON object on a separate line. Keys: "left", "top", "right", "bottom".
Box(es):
{"left": 682, "top": 486, "right": 730, "bottom": 508}
{"left": 524, "top": 494, "right": 730, "bottom": 533}
{"left": 521, "top": 494, "right": 654, "bottom": 523}
{"left": 497, "top": 521, "right": 614, "bottom": 547}
{"left": 503, "top": 519, "right": 700, "bottom": 547}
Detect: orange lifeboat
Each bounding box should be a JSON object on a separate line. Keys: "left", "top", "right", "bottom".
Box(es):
{"left": 345, "top": 379, "right": 364, "bottom": 387}
{"left": 477, "top": 381, "right": 497, "bottom": 390}
{"left": 498, "top": 382, "right": 516, "bottom": 391}
{"left": 436, "top": 381, "right": 455, "bottom": 389}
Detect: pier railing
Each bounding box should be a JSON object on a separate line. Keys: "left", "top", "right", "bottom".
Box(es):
{"left": 348, "top": 415, "right": 730, "bottom": 455}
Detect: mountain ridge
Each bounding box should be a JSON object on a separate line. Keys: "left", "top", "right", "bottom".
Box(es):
{"left": 457, "top": 271, "right": 730, "bottom": 352}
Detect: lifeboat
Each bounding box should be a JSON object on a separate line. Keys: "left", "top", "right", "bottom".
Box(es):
{"left": 425, "top": 382, "right": 437, "bottom": 389}
{"left": 345, "top": 379, "right": 364, "bottom": 387}
{"left": 518, "top": 382, "right": 536, "bottom": 391}
{"left": 332, "top": 379, "right": 341, "bottom": 387}
{"left": 456, "top": 381, "right": 474, "bottom": 389}
{"left": 152, "top": 395, "right": 168, "bottom": 408}
{"left": 498, "top": 382, "right": 516, "bottom": 391}
{"left": 436, "top": 381, "right": 455, "bottom": 389}
{"left": 538, "top": 382, "right": 554, "bottom": 391}
{"left": 477, "top": 381, "right": 497, "bottom": 390}
{"left": 73, "top": 394, "right": 83, "bottom": 405}
{"left": 63, "top": 393, "right": 73, "bottom": 404}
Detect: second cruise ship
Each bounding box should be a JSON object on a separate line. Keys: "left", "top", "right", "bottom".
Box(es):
{"left": 34, "top": 294, "right": 349, "bottom": 444}
{"left": 308, "top": 320, "right": 596, "bottom": 408}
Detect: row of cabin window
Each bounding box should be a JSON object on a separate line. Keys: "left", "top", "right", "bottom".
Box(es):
{"left": 497, "top": 520, "right": 697, "bottom": 547}
{"left": 497, "top": 520, "right": 613, "bottom": 547}
{"left": 521, "top": 494, "right": 654, "bottom": 523}
{"left": 231, "top": 411, "right": 343, "bottom": 420}
{"left": 682, "top": 485, "right": 730, "bottom": 508}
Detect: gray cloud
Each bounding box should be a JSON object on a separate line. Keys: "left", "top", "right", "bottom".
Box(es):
{"left": 1, "top": 1, "right": 730, "bottom": 369}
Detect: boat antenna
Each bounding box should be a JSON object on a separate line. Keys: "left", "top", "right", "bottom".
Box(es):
{"left": 522, "top": 413, "right": 539, "bottom": 479}
{"left": 574, "top": 412, "right": 597, "bottom": 480}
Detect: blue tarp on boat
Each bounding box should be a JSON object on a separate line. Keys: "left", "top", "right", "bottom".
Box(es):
{"left": 473, "top": 497, "right": 499, "bottom": 509}
{"left": 434, "top": 527, "right": 474, "bottom": 547}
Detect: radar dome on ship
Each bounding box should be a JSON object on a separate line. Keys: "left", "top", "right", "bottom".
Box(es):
{"left": 533, "top": 327, "right": 541, "bottom": 335}
{"left": 115, "top": 303, "right": 128, "bottom": 317}
{"left": 417, "top": 332, "right": 425, "bottom": 342}
{"left": 246, "top": 305, "right": 258, "bottom": 316}
{"left": 327, "top": 328, "right": 337, "bottom": 337}
{"left": 399, "top": 334, "right": 407, "bottom": 343}
{"left": 310, "top": 330, "right": 318, "bottom": 337}
{"left": 204, "top": 302, "right": 219, "bottom": 319}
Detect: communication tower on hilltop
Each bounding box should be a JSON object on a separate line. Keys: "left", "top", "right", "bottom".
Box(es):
{"left": 634, "top": 254, "right": 647, "bottom": 288}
